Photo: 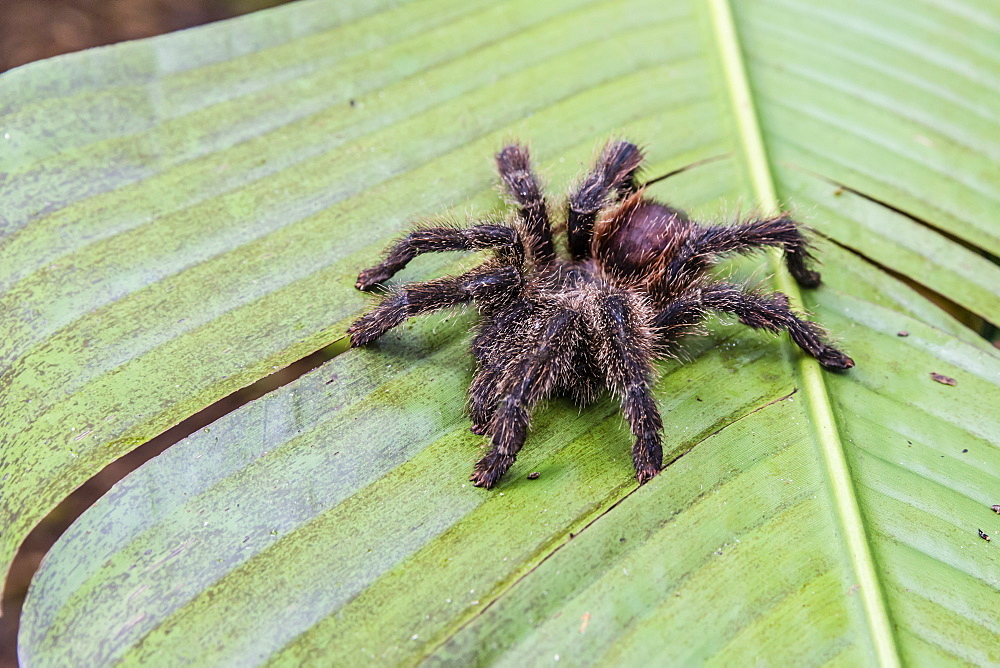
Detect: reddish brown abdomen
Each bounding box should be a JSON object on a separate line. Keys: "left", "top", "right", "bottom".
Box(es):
{"left": 592, "top": 194, "right": 692, "bottom": 280}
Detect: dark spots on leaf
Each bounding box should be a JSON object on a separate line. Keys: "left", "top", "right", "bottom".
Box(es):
{"left": 930, "top": 372, "right": 956, "bottom": 386}
{"left": 897, "top": 331, "right": 909, "bottom": 337}
{"left": 978, "top": 529, "right": 990, "bottom": 541}
{"left": 527, "top": 471, "right": 540, "bottom": 480}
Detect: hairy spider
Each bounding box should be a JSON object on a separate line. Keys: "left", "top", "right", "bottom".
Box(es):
{"left": 348, "top": 140, "right": 854, "bottom": 488}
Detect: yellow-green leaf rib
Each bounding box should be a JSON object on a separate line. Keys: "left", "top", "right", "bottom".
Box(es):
{"left": 708, "top": 0, "right": 900, "bottom": 664}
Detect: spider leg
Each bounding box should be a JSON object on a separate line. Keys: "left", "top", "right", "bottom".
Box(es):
{"left": 348, "top": 264, "right": 522, "bottom": 347}
{"left": 470, "top": 310, "right": 580, "bottom": 488}
{"left": 653, "top": 283, "right": 854, "bottom": 370}
{"left": 496, "top": 144, "right": 556, "bottom": 265}
{"left": 468, "top": 366, "right": 499, "bottom": 435}
{"left": 593, "top": 294, "right": 663, "bottom": 484}
{"left": 675, "top": 216, "right": 821, "bottom": 288}
{"left": 468, "top": 299, "right": 534, "bottom": 433}
{"left": 567, "top": 140, "right": 644, "bottom": 259}
{"left": 356, "top": 224, "right": 525, "bottom": 291}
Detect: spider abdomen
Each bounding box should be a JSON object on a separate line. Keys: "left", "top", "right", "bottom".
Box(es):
{"left": 591, "top": 193, "right": 693, "bottom": 283}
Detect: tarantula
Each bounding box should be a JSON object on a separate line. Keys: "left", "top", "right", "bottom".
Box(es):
{"left": 348, "top": 140, "right": 853, "bottom": 488}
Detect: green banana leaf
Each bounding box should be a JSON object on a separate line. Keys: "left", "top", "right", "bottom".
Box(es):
{"left": 3, "top": 0, "right": 999, "bottom": 664}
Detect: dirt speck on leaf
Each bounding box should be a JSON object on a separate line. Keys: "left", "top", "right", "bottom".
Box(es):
{"left": 930, "top": 372, "right": 957, "bottom": 386}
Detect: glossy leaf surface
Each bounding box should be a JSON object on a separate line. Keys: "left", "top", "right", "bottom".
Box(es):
{"left": 4, "top": 0, "right": 999, "bottom": 664}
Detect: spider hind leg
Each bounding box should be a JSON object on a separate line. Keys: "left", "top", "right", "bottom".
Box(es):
{"left": 567, "top": 140, "right": 644, "bottom": 259}
{"left": 496, "top": 144, "right": 556, "bottom": 265}
{"left": 680, "top": 215, "right": 822, "bottom": 289}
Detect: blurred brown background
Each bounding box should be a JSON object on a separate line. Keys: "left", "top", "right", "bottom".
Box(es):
{"left": 0, "top": 0, "right": 289, "bottom": 72}
{"left": 0, "top": 2, "right": 296, "bottom": 663}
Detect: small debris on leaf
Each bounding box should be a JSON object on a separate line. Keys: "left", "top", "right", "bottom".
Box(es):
{"left": 991, "top": 504, "right": 1000, "bottom": 514}
{"left": 897, "top": 331, "right": 909, "bottom": 337}
{"left": 930, "top": 372, "right": 957, "bottom": 386}
{"left": 527, "top": 471, "right": 540, "bottom": 480}
{"left": 978, "top": 529, "right": 990, "bottom": 542}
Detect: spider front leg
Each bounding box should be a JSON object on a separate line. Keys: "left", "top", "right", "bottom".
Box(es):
{"left": 348, "top": 265, "right": 521, "bottom": 347}
{"left": 593, "top": 293, "right": 663, "bottom": 484}
{"left": 567, "top": 140, "right": 644, "bottom": 259}
{"left": 470, "top": 310, "right": 580, "bottom": 489}
{"left": 680, "top": 216, "right": 822, "bottom": 288}
{"left": 468, "top": 299, "right": 533, "bottom": 434}
{"left": 356, "top": 224, "right": 524, "bottom": 290}
{"left": 654, "top": 283, "right": 854, "bottom": 370}
{"left": 496, "top": 144, "right": 556, "bottom": 264}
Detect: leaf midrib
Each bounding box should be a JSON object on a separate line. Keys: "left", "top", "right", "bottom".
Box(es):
{"left": 706, "top": 0, "right": 900, "bottom": 665}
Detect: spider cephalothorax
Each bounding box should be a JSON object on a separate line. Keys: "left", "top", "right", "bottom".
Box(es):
{"left": 348, "top": 140, "right": 853, "bottom": 488}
